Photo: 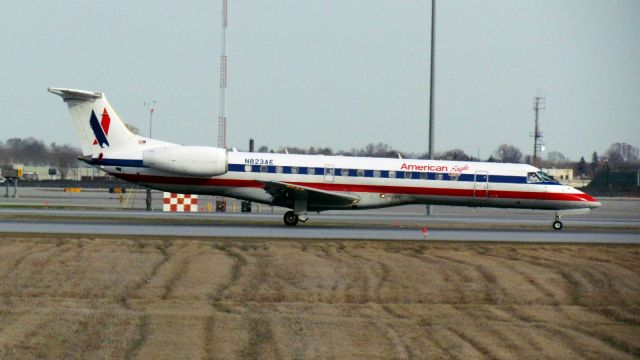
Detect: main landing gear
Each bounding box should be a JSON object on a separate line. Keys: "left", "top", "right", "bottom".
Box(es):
{"left": 283, "top": 211, "right": 308, "bottom": 226}
{"left": 283, "top": 211, "right": 298, "bottom": 226}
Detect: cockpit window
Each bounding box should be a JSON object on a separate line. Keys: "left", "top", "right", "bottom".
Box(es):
{"left": 537, "top": 171, "right": 556, "bottom": 182}
{"left": 527, "top": 171, "right": 556, "bottom": 183}
{"left": 527, "top": 172, "right": 542, "bottom": 183}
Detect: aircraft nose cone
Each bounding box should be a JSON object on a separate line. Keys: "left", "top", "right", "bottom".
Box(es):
{"left": 582, "top": 193, "right": 601, "bottom": 209}
{"left": 577, "top": 191, "right": 601, "bottom": 209}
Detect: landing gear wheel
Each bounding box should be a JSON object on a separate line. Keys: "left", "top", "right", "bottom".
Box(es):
{"left": 284, "top": 211, "right": 299, "bottom": 226}
{"left": 552, "top": 220, "right": 563, "bottom": 231}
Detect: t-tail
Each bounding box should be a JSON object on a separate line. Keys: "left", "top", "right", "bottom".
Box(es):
{"left": 48, "top": 87, "right": 143, "bottom": 157}
{"left": 50, "top": 87, "right": 227, "bottom": 177}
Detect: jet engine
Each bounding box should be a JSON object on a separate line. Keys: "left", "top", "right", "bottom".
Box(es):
{"left": 142, "top": 146, "right": 228, "bottom": 177}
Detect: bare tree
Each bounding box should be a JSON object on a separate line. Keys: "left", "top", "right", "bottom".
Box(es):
{"left": 493, "top": 144, "right": 523, "bottom": 163}
{"left": 436, "top": 149, "right": 472, "bottom": 161}
{"left": 312, "top": 147, "right": 333, "bottom": 155}
{"left": 50, "top": 144, "right": 80, "bottom": 180}
{"left": 604, "top": 142, "right": 639, "bottom": 170}
{"left": 4, "top": 137, "right": 48, "bottom": 165}
{"left": 546, "top": 151, "right": 568, "bottom": 165}
{"left": 276, "top": 146, "right": 306, "bottom": 154}
{"left": 364, "top": 143, "right": 404, "bottom": 158}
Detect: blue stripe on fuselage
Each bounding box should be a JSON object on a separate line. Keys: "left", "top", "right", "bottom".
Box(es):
{"left": 227, "top": 163, "right": 554, "bottom": 185}
{"left": 89, "top": 158, "right": 144, "bottom": 167}
{"left": 94, "top": 160, "right": 559, "bottom": 185}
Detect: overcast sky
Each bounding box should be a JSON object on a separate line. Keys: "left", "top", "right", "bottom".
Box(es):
{"left": 1, "top": 0, "right": 638, "bottom": 161}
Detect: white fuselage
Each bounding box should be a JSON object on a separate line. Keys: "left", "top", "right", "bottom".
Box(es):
{"left": 94, "top": 149, "right": 600, "bottom": 212}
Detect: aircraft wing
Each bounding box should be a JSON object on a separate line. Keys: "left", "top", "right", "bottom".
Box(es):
{"left": 261, "top": 181, "right": 360, "bottom": 206}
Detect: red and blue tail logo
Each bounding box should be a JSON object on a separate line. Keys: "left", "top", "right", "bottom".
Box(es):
{"left": 90, "top": 108, "right": 111, "bottom": 148}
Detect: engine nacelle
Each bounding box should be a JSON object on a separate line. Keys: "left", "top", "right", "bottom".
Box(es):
{"left": 143, "top": 146, "right": 228, "bottom": 177}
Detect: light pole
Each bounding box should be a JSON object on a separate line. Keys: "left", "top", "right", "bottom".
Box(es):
{"left": 144, "top": 100, "right": 157, "bottom": 138}
{"left": 144, "top": 100, "right": 157, "bottom": 211}
{"left": 427, "top": 0, "right": 436, "bottom": 216}
{"left": 428, "top": 0, "right": 436, "bottom": 161}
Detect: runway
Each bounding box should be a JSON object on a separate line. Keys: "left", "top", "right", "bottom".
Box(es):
{"left": 0, "top": 207, "right": 638, "bottom": 243}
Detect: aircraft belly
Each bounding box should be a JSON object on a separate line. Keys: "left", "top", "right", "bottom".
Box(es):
{"left": 409, "top": 193, "right": 588, "bottom": 210}
{"left": 223, "top": 187, "right": 273, "bottom": 204}
{"left": 308, "top": 193, "right": 414, "bottom": 211}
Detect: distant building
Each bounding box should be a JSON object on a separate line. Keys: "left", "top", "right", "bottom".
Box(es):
{"left": 543, "top": 168, "right": 591, "bottom": 187}
{"left": 544, "top": 168, "right": 573, "bottom": 182}
{"left": 14, "top": 164, "right": 107, "bottom": 181}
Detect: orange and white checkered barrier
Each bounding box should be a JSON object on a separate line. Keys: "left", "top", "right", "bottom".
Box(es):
{"left": 163, "top": 192, "right": 199, "bottom": 212}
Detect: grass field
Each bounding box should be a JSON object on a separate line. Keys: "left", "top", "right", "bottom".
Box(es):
{"left": 0, "top": 234, "right": 638, "bottom": 359}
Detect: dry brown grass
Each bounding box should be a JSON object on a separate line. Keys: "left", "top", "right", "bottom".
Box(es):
{"left": 0, "top": 235, "right": 638, "bottom": 359}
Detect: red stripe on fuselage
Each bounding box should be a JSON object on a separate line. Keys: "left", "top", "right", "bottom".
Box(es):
{"left": 116, "top": 173, "right": 595, "bottom": 203}
{"left": 118, "top": 173, "right": 263, "bottom": 188}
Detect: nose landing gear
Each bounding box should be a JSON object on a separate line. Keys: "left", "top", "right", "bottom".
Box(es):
{"left": 552, "top": 213, "right": 563, "bottom": 230}
{"left": 552, "top": 219, "right": 563, "bottom": 230}
{"left": 550, "top": 208, "right": 591, "bottom": 231}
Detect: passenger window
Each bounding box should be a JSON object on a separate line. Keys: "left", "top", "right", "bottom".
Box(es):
{"left": 436, "top": 173, "right": 444, "bottom": 180}
{"left": 420, "top": 172, "right": 427, "bottom": 180}
{"left": 404, "top": 172, "right": 412, "bottom": 179}
{"left": 341, "top": 168, "right": 349, "bottom": 176}
{"left": 357, "top": 169, "right": 365, "bottom": 177}
{"left": 276, "top": 166, "right": 283, "bottom": 173}
{"left": 325, "top": 168, "right": 333, "bottom": 175}
{"left": 308, "top": 167, "right": 315, "bottom": 175}
{"left": 388, "top": 171, "right": 396, "bottom": 178}
{"left": 291, "top": 166, "right": 299, "bottom": 174}
{"left": 373, "top": 170, "right": 381, "bottom": 177}
{"left": 260, "top": 165, "right": 268, "bottom": 173}
{"left": 244, "top": 165, "right": 252, "bottom": 172}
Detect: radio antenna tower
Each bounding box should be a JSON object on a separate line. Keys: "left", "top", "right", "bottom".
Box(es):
{"left": 531, "top": 96, "right": 545, "bottom": 167}
{"left": 217, "top": 0, "right": 228, "bottom": 149}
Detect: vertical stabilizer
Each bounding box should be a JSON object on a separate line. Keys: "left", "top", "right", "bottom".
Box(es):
{"left": 48, "top": 87, "right": 137, "bottom": 156}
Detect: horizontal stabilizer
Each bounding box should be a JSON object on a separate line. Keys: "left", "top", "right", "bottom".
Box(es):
{"left": 48, "top": 87, "right": 102, "bottom": 102}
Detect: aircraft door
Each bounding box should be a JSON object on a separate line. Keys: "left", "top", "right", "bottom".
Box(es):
{"left": 324, "top": 165, "right": 335, "bottom": 183}
{"left": 473, "top": 171, "right": 489, "bottom": 199}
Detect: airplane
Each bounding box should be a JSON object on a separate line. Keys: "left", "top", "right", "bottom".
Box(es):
{"left": 49, "top": 87, "right": 601, "bottom": 230}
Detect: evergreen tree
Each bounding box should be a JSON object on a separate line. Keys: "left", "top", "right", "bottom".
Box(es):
{"left": 591, "top": 152, "right": 599, "bottom": 175}
{"left": 577, "top": 156, "right": 587, "bottom": 177}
